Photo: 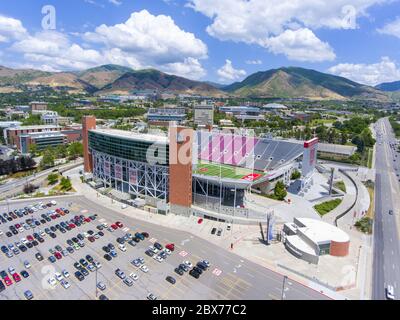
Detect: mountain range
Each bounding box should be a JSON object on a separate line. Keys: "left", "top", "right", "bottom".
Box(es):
{"left": 0, "top": 64, "right": 395, "bottom": 101}
{"left": 375, "top": 80, "right": 400, "bottom": 92}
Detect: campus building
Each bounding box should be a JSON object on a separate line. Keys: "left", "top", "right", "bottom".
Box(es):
{"left": 146, "top": 108, "right": 186, "bottom": 125}
{"left": 4, "top": 125, "right": 62, "bottom": 149}
{"left": 20, "top": 131, "right": 67, "bottom": 154}
{"left": 82, "top": 116, "right": 317, "bottom": 221}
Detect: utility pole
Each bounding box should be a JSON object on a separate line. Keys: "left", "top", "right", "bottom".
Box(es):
{"left": 281, "top": 275, "right": 288, "bottom": 300}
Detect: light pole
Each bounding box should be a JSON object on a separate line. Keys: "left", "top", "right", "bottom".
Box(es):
{"left": 281, "top": 275, "right": 292, "bottom": 300}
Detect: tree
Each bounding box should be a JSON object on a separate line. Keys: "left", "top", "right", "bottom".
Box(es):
{"left": 68, "top": 142, "right": 83, "bottom": 159}
{"left": 60, "top": 177, "right": 72, "bottom": 191}
{"left": 23, "top": 183, "right": 36, "bottom": 194}
{"left": 28, "top": 144, "right": 38, "bottom": 157}
{"left": 290, "top": 170, "right": 301, "bottom": 180}
{"left": 274, "top": 181, "right": 287, "bottom": 200}
{"left": 40, "top": 149, "right": 55, "bottom": 169}
{"left": 47, "top": 173, "right": 59, "bottom": 185}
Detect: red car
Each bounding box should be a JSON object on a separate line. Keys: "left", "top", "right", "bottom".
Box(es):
{"left": 115, "top": 221, "right": 123, "bottom": 228}
{"left": 142, "top": 232, "right": 149, "bottom": 238}
{"left": 166, "top": 243, "right": 175, "bottom": 251}
{"left": 12, "top": 273, "right": 21, "bottom": 283}
{"left": 50, "top": 214, "right": 56, "bottom": 220}
{"left": 15, "top": 224, "right": 21, "bottom": 229}
{"left": 54, "top": 252, "right": 62, "bottom": 260}
{"left": 55, "top": 208, "right": 61, "bottom": 213}
{"left": 27, "top": 235, "right": 34, "bottom": 241}
{"left": 4, "top": 276, "right": 12, "bottom": 286}
{"left": 111, "top": 224, "right": 118, "bottom": 230}
{"left": 69, "top": 223, "right": 76, "bottom": 229}
{"left": 88, "top": 236, "right": 95, "bottom": 243}
{"left": 84, "top": 218, "right": 91, "bottom": 223}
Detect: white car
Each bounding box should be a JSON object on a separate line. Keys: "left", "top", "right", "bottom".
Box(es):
{"left": 61, "top": 280, "right": 71, "bottom": 289}
{"left": 0, "top": 230, "right": 3, "bottom": 236}
{"left": 102, "top": 223, "right": 108, "bottom": 228}
{"left": 94, "top": 261, "right": 102, "bottom": 269}
{"left": 140, "top": 265, "right": 149, "bottom": 273}
{"left": 18, "top": 227, "right": 24, "bottom": 233}
{"left": 50, "top": 200, "right": 57, "bottom": 205}
{"left": 202, "top": 260, "right": 211, "bottom": 267}
{"left": 8, "top": 266, "right": 16, "bottom": 275}
{"left": 183, "top": 261, "right": 193, "bottom": 268}
{"left": 24, "top": 261, "right": 31, "bottom": 269}
{"left": 83, "top": 232, "right": 90, "bottom": 238}
{"left": 129, "top": 273, "right": 139, "bottom": 281}
{"left": 118, "top": 244, "right": 127, "bottom": 252}
{"left": 55, "top": 272, "right": 64, "bottom": 282}
{"left": 155, "top": 256, "right": 164, "bottom": 263}
{"left": 149, "top": 246, "right": 159, "bottom": 254}
{"left": 48, "top": 277, "right": 57, "bottom": 286}
{"left": 386, "top": 285, "right": 395, "bottom": 300}
{"left": 21, "top": 238, "right": 28, "bottom": 245}
{"left": 62, "top": 270, "right": 70, "bottom": 278}
{"left": 39, "top": 231, "right": 46, "bottom": 237}
{"left": 163, "top": 248, "right": 171, "bottom": 255}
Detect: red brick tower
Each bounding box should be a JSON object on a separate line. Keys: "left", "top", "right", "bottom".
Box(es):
{"left": 82, "top": 116, "right": 96, "bottom": 173}
{"left": 168, "top": 126, "right": 193, "bottom": 216}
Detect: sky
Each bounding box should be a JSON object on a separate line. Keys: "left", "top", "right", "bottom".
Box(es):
{"left": 0, "top": 0, "right": 400, "bottom": 86}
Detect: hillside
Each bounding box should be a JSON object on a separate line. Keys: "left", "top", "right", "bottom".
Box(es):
{"left": 224, "top": 67, "right": 389, "bottom": 101}
{"left": 99, "top": 69, "right": 226, "bottom": 97}
{"left": 375, "top": 81, "right": 400, "bottom": 92}
{"left": 77, "top": 64, "right": 134, "bottom": 89}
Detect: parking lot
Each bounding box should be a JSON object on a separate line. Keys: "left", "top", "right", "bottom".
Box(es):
{"left": 0, "top": 196, "right": 327, "bottom": 300}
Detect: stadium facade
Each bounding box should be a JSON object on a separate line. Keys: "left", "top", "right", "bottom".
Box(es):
{"left": 82, "top": 116, "right": 318, "bottom": 222}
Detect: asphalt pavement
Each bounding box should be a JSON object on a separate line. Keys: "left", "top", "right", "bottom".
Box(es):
{"left": 372, "top": 118, "right": 400, "bottom": 300}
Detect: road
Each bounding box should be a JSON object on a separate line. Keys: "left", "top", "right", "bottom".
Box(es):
{"left": 372, "top": 117, "right": 400, "bottom": 300}
{"left": 0, "top": 159, "right": 83, "bottom": 198}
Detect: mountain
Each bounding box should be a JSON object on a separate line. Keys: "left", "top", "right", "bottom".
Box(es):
{"left": 99, "top": 69, "right": 226, "bottom": 97}
{"left": 27, "top": 72, "right": 97, "bottom": 93}
{"left": 375, "top": 81, "right": 400, "bottom": 92}
{"left": 0, "top": 65, "right": 51, "bottom": 85}
{"left": 224, "top": 67, "right": 389, "bottom": 101}
{"left": 76, "top": 64, "right": 134, "bottom": 90}
{"left": 204, "top": 81, "right": 227, "bottom": 89}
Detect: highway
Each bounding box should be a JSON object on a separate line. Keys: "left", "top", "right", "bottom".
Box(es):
{"left": 372, "top": 117, "right": 400, "bottom": 300}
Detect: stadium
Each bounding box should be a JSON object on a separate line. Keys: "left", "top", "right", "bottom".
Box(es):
{"left": 82, "top": 116, "right": 318, "bottom": 222}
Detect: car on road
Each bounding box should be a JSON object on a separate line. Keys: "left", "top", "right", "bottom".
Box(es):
{"left": 147, "top": 293, "right": 157, "bottom": 300}
{"left": 166, "top": 276, "right": 176, "bottom": 284}
{"left": 123, "top": 277, "right": 134, "bottom": 287}
{"left": 74, "top": 271, "right": 84, "bottom": 281}
{"left": 140, "top": 265, "right": 149, "bottom": 273}
{"left": 97, "top": 282, "right": 106, "bottom": 291}
{"left": 175, "top": 268, "right": 184, "bottom": 276}
{"left": 189, "top": 269, "right": 200, "bottom": 279}
{"left": 386, "top": 285, "right": 395, "bottom": 300}
{"left": 24, "top": 290, "right": 34, "bottom": 300}
{"left": 118, "top": 244, "right": 127, "bottom": 252}
{"left": 211, "top": 228, "right": 216, "bottom": 235}
{"left": 389, "top": 210, "right": 394, "bottom": 215}
{"left": 115, "top": 269, "right": 126, "bottom": 279}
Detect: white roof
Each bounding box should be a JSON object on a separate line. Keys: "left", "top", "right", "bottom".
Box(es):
{"left": 286, "top": 235, "right": 317, "bottom": 255}
{"left": 296, "top": 217, "right": 349, "bottom": 244}
{"left": 91, "top": 128, "right": 168, "bottom": 144}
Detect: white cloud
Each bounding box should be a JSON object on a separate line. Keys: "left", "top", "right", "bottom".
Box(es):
{"left": 5, "top": 10, "right": 208, "bottom": 80}
{"left": 162, "top": 58, "right": 206, "bottom": 80}
{"left": 378, "top": 17, "right": 400, "bottom": 38}
{"left": 187, "top": 0, "right": 387, "bottom": 62}
{"left": 108, "top": 0, "right": 122, "bottom": 6}
{"left": 84, "top": 10, "right": 207, "bottom": 64}
{"left": 217, "top": 59, "right": 246, "bottom": 83}
{"left": 0, "top": 15, "right": 27, "bottom": 42}
{"left": 11, "top": 31, "right": 105, "bottom": 71}
{"left": 263, "top": 28, "right": 336, "bottom": 62}
{"left": 328, "top": 57, "right": 400, "bottom": 86}
{"left": 246, "top": 59, "right": 262, "bottom": 65}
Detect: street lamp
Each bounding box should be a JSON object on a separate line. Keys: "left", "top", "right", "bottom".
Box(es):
{"left": 281, "top": 275, "right": 292, "bottom": 300}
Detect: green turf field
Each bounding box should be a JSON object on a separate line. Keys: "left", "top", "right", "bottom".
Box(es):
{"left": 193, "top": 161, "right": 264, "bottom": 180}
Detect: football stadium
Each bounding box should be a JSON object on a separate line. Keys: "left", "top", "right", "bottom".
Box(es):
{"left": 82, "top": 116, "right": 317, "bottom": 222}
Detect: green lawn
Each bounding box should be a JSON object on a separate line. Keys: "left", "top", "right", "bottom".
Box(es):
{"left": 314, "top": 198, "right": 343, "bottom": 216}
{"left": 193, "top": 161, "right": 265, "bottom": 181}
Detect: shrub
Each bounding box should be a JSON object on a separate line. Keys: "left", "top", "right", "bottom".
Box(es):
{"left": 314, "top": 198, "right": 342, "bottom": 216}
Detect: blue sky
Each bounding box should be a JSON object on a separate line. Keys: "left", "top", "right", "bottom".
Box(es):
{"left": 0, "top": 0, "right": 400, "bottom": 85}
